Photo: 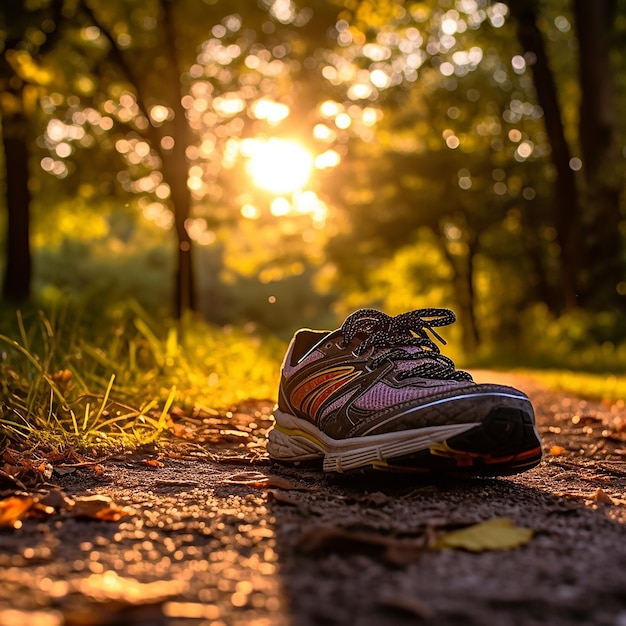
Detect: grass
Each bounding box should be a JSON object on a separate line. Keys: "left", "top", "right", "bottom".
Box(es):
{"left": 0, "top": 301, "right": 284, "bottom": 453}
{"left": 1, "top": 298, "right": 623, "bottom": 455}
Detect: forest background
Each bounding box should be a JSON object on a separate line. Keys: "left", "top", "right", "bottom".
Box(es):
{"left": 0, "top": 0, "right": 624, "bottom": 449}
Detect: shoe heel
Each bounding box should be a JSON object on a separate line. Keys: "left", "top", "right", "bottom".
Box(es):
{"left": 266, "top": 412, "right": 326, "bottom": 462}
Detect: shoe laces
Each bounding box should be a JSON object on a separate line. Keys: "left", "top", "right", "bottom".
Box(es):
{"left": 339, "top": 308, "right": 473, "bottom": 382}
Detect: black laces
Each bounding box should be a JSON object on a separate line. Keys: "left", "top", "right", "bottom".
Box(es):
{"left": 339, "top": 308, "right": 473, "bottom": 382}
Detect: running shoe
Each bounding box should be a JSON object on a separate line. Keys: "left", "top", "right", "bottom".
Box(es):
{"left": 267, "top": 308, "right": 542, "bottom": 475}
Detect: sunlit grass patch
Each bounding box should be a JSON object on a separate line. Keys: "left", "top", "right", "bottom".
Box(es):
{"left": 0, "top": 302, "right": 283, "bottom": 452}
{"left": 518, "top": 369, "right": 626, "bottom": 403}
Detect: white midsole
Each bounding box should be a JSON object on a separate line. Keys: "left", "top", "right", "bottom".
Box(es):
{"left": 267, "top": 410, "right": 479, "bottom": 472}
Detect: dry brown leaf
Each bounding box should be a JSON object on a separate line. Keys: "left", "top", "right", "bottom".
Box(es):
{"left": 53, "top": 466, "right": 77, "bottom": 476}
{"left": 265, "top": 475, "right": 304, "bottom": 490}
{"left": 142, "top": 459, "right": 164, "bottom": 468}
{"left": 0, "top": 495, "right": 34, "bottom": 528}
{"left": 169, "top": 423, "right": 197, "bottom": 439}
{"left": 296, "top": 525, "right": 425, "bottom": 566}
{"left": 594, "top": 488, "right": 616, "bottom": 505}
{"left": 219, "top": 429, "right": 250, "bottom": 441}
{"left": 39, "top": 489, "right": 74, "bottom": 510}
{"left": 0, "top": 468, "right": 27, "bottom": 491}
{"left": 268, "top": 490, "right": 302, "bottom": 506}
{"left": 223, "top": 472, "right": 303, "bottom": 490}
{"left": 378, "top": 593, "right": 435, "bottom": 619}
{"left": 72, "top": 495, "right": 130, "bottom": 521}
{"left": 2, "top": 450, "right": 19, "bottom": 463}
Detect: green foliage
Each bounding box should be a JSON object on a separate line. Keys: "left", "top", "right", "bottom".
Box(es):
{"left": 329, "top": 228, "right": 467, "bottom": 362}
{"left": 471, "top": 303, "right": 626, "bottom": 373}
{"left": 0, "top": 301, "right": 283, "bottom": 451}
{"left": 34, "top": 227, "right": 175, "bottom": 318}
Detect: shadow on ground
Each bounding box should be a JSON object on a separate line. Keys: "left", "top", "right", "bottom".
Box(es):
{"left": 1, "top": 456, "right": 626, "bottom": 626}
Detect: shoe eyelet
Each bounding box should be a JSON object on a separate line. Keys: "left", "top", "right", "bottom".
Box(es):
{"left": 324, "top": 342, "right": 334, "bottom": 350}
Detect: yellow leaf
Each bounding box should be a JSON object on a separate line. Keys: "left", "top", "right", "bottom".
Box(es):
{"left": 437, "top": 518, "right": 533, "bottom": 552}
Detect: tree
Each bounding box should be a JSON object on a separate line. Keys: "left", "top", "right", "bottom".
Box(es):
{"left": 318, "top": 0, "right": 561, "bottom": 347}
{"left": 505, "top": 0, "right": 582, "bottom": 311}
{"left": 34, "top": 0, "right": 342, "bottom": 318}
{"left": 319, "top": 0, "right": 625, "bottom": 347}
{"left": 0, "top": 1, "right": 64, "bottom": 302}
{"left": 573, "top": 0, "right": 623, "bottom": 309}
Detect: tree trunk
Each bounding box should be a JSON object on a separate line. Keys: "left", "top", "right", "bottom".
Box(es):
{"left": 161, "top": 0, "right": 197, "bottom": 319}
{"left": 507, "top": 0, "right": 581, "bottom": 311}
{"left": 162, "top": 150, "right": 196, "bottom": 318}
{"left": 437, "top": 227, "right": 480, "bottom": 353}
{"left": 1, "top": 108, "right": 32, "bottom": 302}
{"left": 79, "top": 0, "right": 199, "bottom": 319}
{"left": 573, "top": 0, "right": 623, "bottom": 309}
{"left": 520, "top": 202, "right": 560, "bottom": 314}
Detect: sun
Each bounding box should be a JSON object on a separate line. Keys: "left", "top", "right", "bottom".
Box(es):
{"left": 243, "top": 138, "right": 314, "bottom": 195}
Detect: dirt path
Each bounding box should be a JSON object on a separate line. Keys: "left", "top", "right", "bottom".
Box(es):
{"left": 1, "top": 372, "right": 626, "bottom": 626}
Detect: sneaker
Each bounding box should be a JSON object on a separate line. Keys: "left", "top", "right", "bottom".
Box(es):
{"left": 267, "top": 308, "right": 542, "bottom": 475}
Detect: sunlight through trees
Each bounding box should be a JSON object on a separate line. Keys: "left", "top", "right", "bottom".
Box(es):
{"left": 1, "top": 0, "right": 624, "bottom": 356}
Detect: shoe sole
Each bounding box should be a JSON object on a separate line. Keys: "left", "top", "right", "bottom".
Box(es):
{"left": 267, "top": 407, "right": 542, "bottom": 476}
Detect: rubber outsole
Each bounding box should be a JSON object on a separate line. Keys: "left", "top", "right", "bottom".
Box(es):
{"left": 267, "top": 406, "right": 542, "bottom": 476}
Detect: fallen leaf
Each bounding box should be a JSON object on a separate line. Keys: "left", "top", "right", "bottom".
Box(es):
{"left": 0, "top": 608, "right": 62, "bottom": 626}
{"left": 359, "top": 491, "right": 391, "bottom": 506}
{"left": 0, "top": 468, "right": 27, "bottom": 491}
{"left": 296, "top": 525, "right": 425, "bottom": 565}
{"left": 550, "top": 445, "right": 566, "bottom": 456}
{"left": 72, "top": 495, "right": 130, "bottom": 521}
{"left": 436, "top": 517, "right": 533, "bottom": 552}
{"left": 219, "top": 429, "right": 250, "bottom": 441}
{"left": 143, "top": 459, "right": 164, "bottom": 468}
{"left": 378, "top": 593, "right": 435, "bottom": 619}
{"left": 54, "top": 465, "right": 77, "bottom": 476}
{"left": 51, "top": 368, "right": 72, "bottom": 384}
{"left": 268, "top": 490, "right": 302, "bottom": 506}
{"left": 594, "top": 488, "right": 615, "bottom": 505}
{"left": 0, "top": 495, "right": 34, "bottom": 528}
{"left": 265, "top": 475, "right": 304, "bottom": 490}
{"left": 224, "top": 472, "right": 303, "bottom": 490}
{"left": 169, "top": 423, "right": 196, "bottom": 439}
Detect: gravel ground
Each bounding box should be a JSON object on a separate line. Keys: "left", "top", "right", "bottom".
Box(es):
{"left": 1, "top": 371, "right": 626, "bottom": 626}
